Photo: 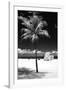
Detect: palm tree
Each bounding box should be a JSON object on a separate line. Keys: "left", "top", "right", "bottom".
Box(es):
{"left": 18, "top": 12, "right": 50, "bottom": 73}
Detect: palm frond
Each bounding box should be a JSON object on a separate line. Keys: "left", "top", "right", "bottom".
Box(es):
{"left": 21, "top": 20, "right": 32, "bottom": 30}
{"left": 21, "top": 33, "right": 28, "bottom": 38}
{"left": 21, "top": 28, "right": 31, "bottom": 33}
{"left": 43, "top": 21, "right": 48, "bottom": 26}
{"left": 22, "top": 34, "right": 32, "bottom": 40}
{"left": 38, "top": 30, "right": 50, "bottom": 37}
{"left": 20, "top": 14, "right": 50, "bottom": 42}
{"left": 35, "top": 21, "right": 43, "bottom": 33}
{"left": 30, "top": 15, "right": 40, "bottom": 30}
{"left": 31, "top": 34, "right": 38, "bottom": 43}
{"left": 35, "top": 21, "right": 47, "bottom": 33}
{"left": 19, "top": 16, "right": 33, "bottom": 30}
{"left": 18, "top": 16, "right": 24, "bottom": 21}
{"left": 21, "top": 29, "right": 32, "bottom": 38}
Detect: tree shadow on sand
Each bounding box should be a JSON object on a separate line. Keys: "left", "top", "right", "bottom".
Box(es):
{"left": 18, "top": 67, "right": 49, "bottom": 79}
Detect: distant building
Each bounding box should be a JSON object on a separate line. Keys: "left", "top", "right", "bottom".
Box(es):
{"left": 44, "top": 51, "right": 58, "bottom": 61}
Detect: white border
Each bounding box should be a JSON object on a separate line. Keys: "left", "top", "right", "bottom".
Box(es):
{"left": 9, "top": 2, "right": 14, "bottom": 88}
{"left": 9, "top": 2, "right": 64, "bottom": 88}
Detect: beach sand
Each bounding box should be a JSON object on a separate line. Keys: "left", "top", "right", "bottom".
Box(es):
{"left": 18, "top": 58, "right": 58, "bottom": 79}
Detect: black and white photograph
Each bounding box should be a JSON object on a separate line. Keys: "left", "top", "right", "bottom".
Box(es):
{"left": 17, "top": 10, "right": 58, "bottom": 80}
{"left": 0, "top": 0, "right": 65, "bottom": 89}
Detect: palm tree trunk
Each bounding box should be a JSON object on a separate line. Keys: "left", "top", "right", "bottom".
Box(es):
{"left": 33, "top": 41, "right": 38, "bottom": 73}
{"left": 35, "top": 50, "right": 38, "bottom": 73}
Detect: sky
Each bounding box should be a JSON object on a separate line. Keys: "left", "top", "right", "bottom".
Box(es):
{"left": 18, "top": 10, "right": 58, "bottom": 52}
